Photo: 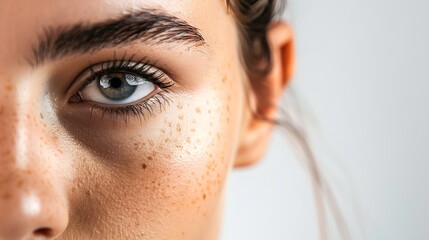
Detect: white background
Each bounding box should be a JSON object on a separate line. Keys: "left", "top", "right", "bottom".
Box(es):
{"left": 222, "top": 0, "right": 429, "bottom": 239}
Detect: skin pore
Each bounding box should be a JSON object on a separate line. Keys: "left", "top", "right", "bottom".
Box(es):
{"left": 0, "top": 0, "right": 293, "bottom": 239}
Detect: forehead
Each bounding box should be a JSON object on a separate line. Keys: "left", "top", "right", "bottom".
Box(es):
{"left": 0, "top": 0, "right": 233, "bottom": 66}
{"left": 1, "top": 0, "right": 226, "bottom": 24}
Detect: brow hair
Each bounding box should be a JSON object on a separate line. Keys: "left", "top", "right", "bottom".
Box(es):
{"left": 30, "top": 9, "right": 207, "bottom": 66}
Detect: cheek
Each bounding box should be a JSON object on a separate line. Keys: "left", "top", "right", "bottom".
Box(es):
{"left": 61, "top": 70, "right": 242, "bottom": 238}
{"left": 129, "top": 86, "right": 239, "bottom": 218}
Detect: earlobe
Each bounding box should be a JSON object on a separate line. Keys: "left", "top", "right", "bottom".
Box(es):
{"left": 234, "top": 21, "right": 295, "bottom": 168}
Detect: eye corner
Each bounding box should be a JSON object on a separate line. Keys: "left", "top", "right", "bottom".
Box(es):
{"left": 68, "top": 92, "right": 83, "bottom": 104}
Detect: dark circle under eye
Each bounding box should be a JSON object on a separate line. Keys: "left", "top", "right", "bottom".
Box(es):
{"left": 97, "top": 73, "right": 137, "bottom": 101}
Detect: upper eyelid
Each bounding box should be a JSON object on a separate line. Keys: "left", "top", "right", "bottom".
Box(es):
{"left": 87, "top": 60, "right": 172, "bottom": 83}
{"left": 86, "top": 59, "right": 153, "bottom": 81}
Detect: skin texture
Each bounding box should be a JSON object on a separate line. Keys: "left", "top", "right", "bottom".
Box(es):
{"left": 0, "top": 0, "right": 293, "bottom": 239}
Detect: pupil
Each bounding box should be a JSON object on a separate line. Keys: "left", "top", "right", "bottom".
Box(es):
{"left": 110, "top": 77, "right": 122, "bottom": 88}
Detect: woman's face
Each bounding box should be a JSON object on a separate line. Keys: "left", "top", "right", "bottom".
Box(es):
{"left": 0, "top": 0, "right": 250, "bottom": 239}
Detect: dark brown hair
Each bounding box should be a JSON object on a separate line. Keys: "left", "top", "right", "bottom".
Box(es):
{"left": 227, "top": 0, "right": 280, "bottom": 77}
{"left": 226, "top": 1, "right": 350, "bottom": 239}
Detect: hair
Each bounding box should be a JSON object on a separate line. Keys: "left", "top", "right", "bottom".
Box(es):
{"left": 227, "top": 0, "right": 279, "bottom": 77}
{"left": 226, "top": 0, "right": 350, "bottom": 239}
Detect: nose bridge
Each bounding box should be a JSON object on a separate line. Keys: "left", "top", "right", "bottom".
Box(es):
{"left": 0, "top": 75, "right": 35, "bottom": 169}
{"left": 0, "top": 75, "right": 69, "bottom": 239}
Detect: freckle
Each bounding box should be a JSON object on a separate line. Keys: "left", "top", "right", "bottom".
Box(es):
{"left": 176, "top": 124, "right": 181, "bottom": 132}
{"left": 202, "top": 193, "right": 206, "bottom": 200}
{"left": 4, "top": 84, "right": 13, "bottom": 91}
{"left": 142, "top": 163, "right": 147, "bottom": 170}
{"left": 2, "top": 193, "right": 11, "bottom": 200}
{"left": 147, "top": 156, "right": 153, "bottom": 161}
{"left": 222, "top": 75, "right": 227, "bottom": 83}
{"left": 195, "top": 107, "right": 201, "bottom": 113}
{"left": 17, "top": 180, "right": 24, "bottom": 187}
{"left": 39, "top": 112, "right": 44, "bottom": 119}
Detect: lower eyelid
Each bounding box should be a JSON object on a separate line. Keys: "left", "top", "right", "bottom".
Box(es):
{"left": 86, "top": 92, "right": 172, "bottom": 122}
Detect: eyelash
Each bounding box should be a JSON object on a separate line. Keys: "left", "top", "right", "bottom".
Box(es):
{"left": 89, "top": 93, "right": 172, "bottom": 123}
{"left": 73, "top": 56, "right": 174, "bottom": 122}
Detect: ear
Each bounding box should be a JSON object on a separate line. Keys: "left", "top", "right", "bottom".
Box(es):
{"left": 234, "top": 22, "right": 295, "bottom": 168}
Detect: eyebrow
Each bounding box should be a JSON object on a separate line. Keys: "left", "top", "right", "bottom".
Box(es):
{"left": 30, "top": 9, "right": 207, "bottom": 66}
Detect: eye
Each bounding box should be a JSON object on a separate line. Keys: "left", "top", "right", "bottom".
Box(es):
{"left": 68, "top": 59, "right": 175, "bottom": 121}
{"left": 70, "top": 59, "right": 174, "bottom": 105}
{"left": 80, "top": 71, "right": 157, "bottom": 105}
